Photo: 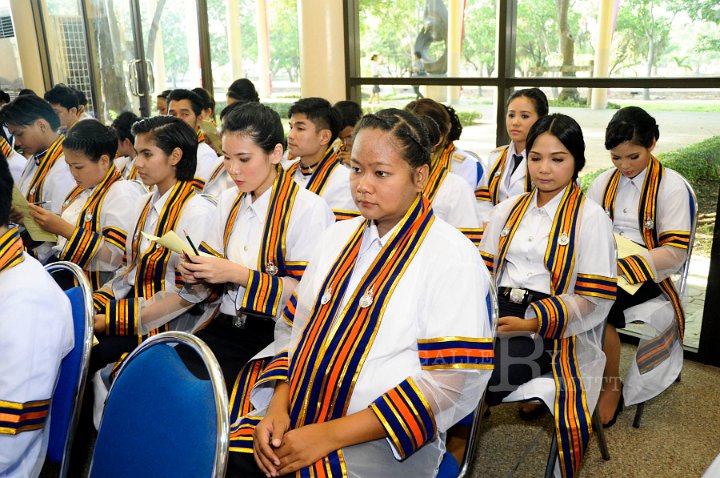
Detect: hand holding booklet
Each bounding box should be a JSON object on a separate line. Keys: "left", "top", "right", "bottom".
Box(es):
{"left": 614, "top": 233, "right": 648, "bottom": 295}
{"left": 11, "top": 185, "right": 58, "bottom": 242}
{"left": 141, "top": 230, "right": 212, "bottom": 257}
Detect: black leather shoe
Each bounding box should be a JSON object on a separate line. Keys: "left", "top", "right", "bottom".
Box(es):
{"left": 602, "top": 387, "right": 625, "bottom": 429}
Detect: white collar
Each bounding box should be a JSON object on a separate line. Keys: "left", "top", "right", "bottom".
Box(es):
{"left": 151, "top": 183, "right": 176, "bottom": 214}
{"left": 240, "top": 184, "right": 272, "bottom": 218}
{"left": 619, "top": 167, "right": 648, "bottom": 189}
{"left": 530, "top": 184, "right": 568, "bottom": 217}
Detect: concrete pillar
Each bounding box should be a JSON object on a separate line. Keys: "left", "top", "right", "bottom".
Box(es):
{"left": 226, "top": 0, "right": 244, "bottom": 81}
{"left": 256, "top": 0, "right": 271, "bottom": 98}
{"left": 9, "top": 0, "right": 46, "bottom": 93}
{"left": 446, "top": 0, "right": 463, "bottom": 103}
{"left": 297, "top": 0, "right": 345, "bottom": 102}
{"left": 591, "top": 0, "right": 614, "bottom": 109}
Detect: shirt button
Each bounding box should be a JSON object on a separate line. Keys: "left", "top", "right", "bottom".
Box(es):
{"left": 623, "top": 208, "right": 628, "bottom": 213}
{"left": 528, "top": 236, "right": 534, "bottom": 242}
{"left": 243, "top": 245, "right": 248, "bottom": 252}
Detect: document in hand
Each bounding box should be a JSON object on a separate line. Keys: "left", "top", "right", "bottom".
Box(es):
{"left": 141, "top": 231, "right": 212, "bottom": 257}
{"left": 614, "top": 233, "right": 648, "bottom": 295}
{"left": 11, "top": 185, "right": 58, "bottom": 242}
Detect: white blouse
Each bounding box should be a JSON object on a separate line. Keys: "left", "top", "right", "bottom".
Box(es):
{"left": 286, "top": 160, "right": 360, "bottom": 216}
{"left": 101, "top": 185, "right": 216, "bottom": 302}
{"left": 197, "top": 184, "right": 335, "bottom": 317}
{"left": 263, "top": 215, "right": 493, "bottom": 476}
{"left": 53, "top": 180, "right": 145, "bottom": 271}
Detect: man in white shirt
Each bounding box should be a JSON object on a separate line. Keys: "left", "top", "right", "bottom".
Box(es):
{"left": 0, "top": 158, "right": 74, "bottom": 478}
{"left": 167, "top": 89, "right": 219, "bottom": 183}
{"left": 0, "top": 94, "right": 75, "bottom": 262}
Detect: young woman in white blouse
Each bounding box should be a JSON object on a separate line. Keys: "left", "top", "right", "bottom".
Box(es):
{"left": 29, "top": 119, "right": 143, "bottom": 290}
{"left": 228, "top": 108, "right": 493, "bottom": 478}
{"left": 476, "top": 88, "right": 549, "bottom": 222}
{"left": 587, "top": 107, "right": 691, "bottom": 427}
{"left": 481, "top": 113, "right": 616, "bottom": 478}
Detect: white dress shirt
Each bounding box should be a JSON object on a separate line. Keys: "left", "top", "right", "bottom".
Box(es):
{"left": 0, "top": 248, "right": 73, "bottom": 478}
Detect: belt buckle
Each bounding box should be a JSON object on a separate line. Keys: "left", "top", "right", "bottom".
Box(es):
{"left": 509, "top": 288, "right": 526, "bottom": 305}
{"left": 232, "top": 313, "right": 247, "bottom": 328}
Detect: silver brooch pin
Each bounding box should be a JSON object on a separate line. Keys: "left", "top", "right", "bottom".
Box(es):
{"left": 84, "top": 212, "right": 93, "bottom": 223}
{"left": 644, "top": 218, "right": 654, "bottom": 230}
{"left": 265, "top": 261, "right": 278, "bottom": 275}
{"left": 359, "top": 286, "right": 374, "bottom": 309}
{"left": 29, "top": 187, "right": 36, "bottom": 196}
{"left": 558, "top": 232, "right": 570, "bottom": 246}
{"left": 494, "top": 171, "right": 502, "bottom": 177}
{"left": 320, "top": 283, "right": 333, "bottom": 305}
{"left": 604, "top": 208, "right": 611, "bottom": 217}
{"left": 63, "top": 199, "right": 70, "bottom": 208}
{"left": 500, "top": 227, "right": 510, "bottom": 237}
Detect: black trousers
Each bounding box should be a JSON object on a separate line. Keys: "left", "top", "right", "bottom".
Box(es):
{"left": 606, "top": 281, "right": 663, "bottom": 329}
{"left": 485, "top": 295, "right": 554, "bottom": 406}
{"left": 188, "top": 314, "right": 276, "bottom": 394}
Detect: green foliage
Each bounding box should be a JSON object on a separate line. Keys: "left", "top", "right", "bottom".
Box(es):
{"left": 269, "top": 0, "right": 299, "bottom": 82}
{"left": 455, "top": 109, "right": 481, "bottom": 127}
{"left": 657, "top": 136, "right": 720, "bottom": 182}
{"left": 463, "top": 0, "right": 496, "bottom": 76}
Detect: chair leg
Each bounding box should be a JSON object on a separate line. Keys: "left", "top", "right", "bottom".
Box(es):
{"left": 591, "top": 409, "right": 611, "bottom": 461}
{"left": 544, "top": 432, "right": 558, "bottom": 478}
{"left": 633, "top": 402, "right": 645, "bottom": 429}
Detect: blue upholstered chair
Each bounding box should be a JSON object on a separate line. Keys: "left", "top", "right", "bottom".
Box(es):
{"left": 44, "top": 261, "right": 94, "bottom": 478}
{"left": 89, "top": 331, "right": 229, "bottom": 478}
{"left": 436, "top": 279, "right": 499, "bottom": 478}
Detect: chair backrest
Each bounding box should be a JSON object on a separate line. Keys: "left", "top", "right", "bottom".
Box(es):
{"left": 676, "top": 176, "right": 698, "bottom": 298}
{"left": 437, "top": 275, "right": 498, "bottom": 478}
{"left": 456, "top": 279, "right": 499, "bottom": 478}
{"left": 44, "top": 261, "right": 94, "bottom": 478}
{"left": 89, "top": 331, "right": 229, "bottom": 478}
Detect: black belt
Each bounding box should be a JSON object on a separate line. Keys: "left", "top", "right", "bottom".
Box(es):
{"left": 498, "top": 287, "right": 550, "bottom": 306}
{"left": 217, "top": 312, "right": 275, "bottom": 329}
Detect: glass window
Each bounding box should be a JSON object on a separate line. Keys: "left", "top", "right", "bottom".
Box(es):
{"left": 41, "top": 0, "right": 94, "bottom": 113}
{"left": 359, "top": 0, "right": 497, "bottom": 79}
{"left": 0, "top": 0, "right": 24, "bottom": 95}
{"left": 516, "top": 0, "right": 720, "bottom": 80}
{"left": 208, "top": 0, "right": 300, "bottom": 116}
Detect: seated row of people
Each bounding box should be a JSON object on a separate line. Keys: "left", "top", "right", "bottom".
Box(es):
{"left": 0, "top": 80, "right": 689, "bottom": 477}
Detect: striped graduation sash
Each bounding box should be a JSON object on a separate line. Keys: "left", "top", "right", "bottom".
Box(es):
{"left": 202, "top": 167, "right": 302, "bottom": 317}
{"left": 60, "top": 166, "right": 124, "bottom": 290}
{"left": 287, "top": 146, "right": 341, "bottom": 197}
{"left": 494, "top": 184, "right": 594, "bottom": 478}
{"left": 0, "top": 228, "right": 25, "bottom": 273}
{"left": 104, "top": 181, "right": 196, "bottom": 340}
{"left": 287, "top": 196, "right": 433, "bottom": 477}
{"left": 475, "top": 146, "right": 533, "bottom": 204}
{"left": 26, "top": 136, "right": 64, "bottom": 204}
{"left": 0, "top": 136, "right": 12, "bottom": 158}
{"left": 423, "top": 143, "right": 453, "bottom": 202}
{"left": 601, "top": 156, "right": 687, "bottom": 374}
{"left": 131, "top": 181, "right": 196, "bottom": 301}
{"left": 126, "top": 163, "right": 138, "bottom": 180}
{"left": 0, "top": 230, "right": 53, "bottom": 436}
{"left": 196, "top": 129, "right": 206, "bottom": 144}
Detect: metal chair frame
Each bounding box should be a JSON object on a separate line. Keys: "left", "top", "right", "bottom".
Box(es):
{"left": 455, "top": 280, "right": 499, "bottom": 478}
{"left": 44, "top": 261, "right": 94, "bottom": 478}
{"left": 89, "top": 331, "right": 230, "bottom": 477}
